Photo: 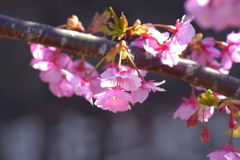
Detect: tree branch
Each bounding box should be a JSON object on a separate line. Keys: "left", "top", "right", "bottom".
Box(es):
{"left": 0, "top": 14, "right": 240, "bottom": 98}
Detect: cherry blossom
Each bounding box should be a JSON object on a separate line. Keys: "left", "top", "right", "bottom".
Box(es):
{"left": 70, "top": 59, "right": 99, "bottom": 80}
{"left": 159, "top": 15, "right": 195, "bottom": 66}
{"left": 121, "top": 65, "right": 148, "bottom": 77}
{"left": 30, "top": 44, "right": 73, "bottom": 83}
{"left": 158, "top": 41, "right": 181, "bottom": 67}
{"left": 62, "top": 69, "right": 94, "bottom": 104}
{"left": 49, "top": 77, "right": 74, "bottom": 98}
{"left": 190, "top": 36, "right": 221, "bottom": 66}
{"left": 131, "top": 80, "right": 165, "bottom": 104}
{"left": 184, "top": 0, "right": 240, "bottom": 31}
{"left": 130, "top": 18, "right": 195, "bottom": 67}
{"left": 173, "top": 94, "right": 214, "bottom": 122}
{"left": 30, "top": 44, "right": 56, "bottom": 71}
{"left": 100, "top": 67, "right": 142, "bottom": 91}
{"left": 220, "top": 32, "right": 240, "bottom": 71}
{"left": 130, "top": 25, "right": 169, "bottom": 57}
{"left": 94, "top": 89, "right": 132, "bottom": 113}
{"left": 198, "top": 106, "right": 214, "bottom": 122}
{"left": 207, "top": 148, "right": 240, "bottom": 160}
{"left": 170, "top": 15, "right": 195, "bottom": 46}
{"left": 173, "top": 95, "right": 200, "bottom": 120}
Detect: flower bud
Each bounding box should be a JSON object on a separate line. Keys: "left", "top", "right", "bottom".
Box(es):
{"left": 218, "top": 106, "right": 226, "bottom": 115}
{"left": 229, "top": 115, "right": 238, "bottom": 129}
{"left": 200, "top": 126, "right": 211, "bottom": 143}
{"left": 186, "top": 111, "right": 199, "bottom": 128}
{"left": 67, "top": 15, "right": 85, "bottom": 31}
{"left": 67, "top": 15, "right": 79, "bottom": 30}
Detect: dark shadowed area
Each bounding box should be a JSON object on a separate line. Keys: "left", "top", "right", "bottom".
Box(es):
{"left": 0, "top": 0, "right": 239, "bottom": 160}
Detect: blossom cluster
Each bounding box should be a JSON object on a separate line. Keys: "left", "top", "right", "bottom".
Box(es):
{"left": 172, "top": 31, "right": 240, "bottom": 123}
{"left": 28, "top": 7, "right": 240, "bottom": 159}
{"left": 131, "top": 22, "right": 240, "bottom": 75}
{"left": 119, "top": 7, "right": 240, "bottom": 159}
{"left": 30, "top": 43, "right": 165, "bottom": 113}
{"left": 131, "top": 16, "right": 195, "bottom": 67}
{"left": 184, "top": 0, "right": 240, "bottom": 31}
{"left": 29, "top": 10, "right": 198, "bottom": 113}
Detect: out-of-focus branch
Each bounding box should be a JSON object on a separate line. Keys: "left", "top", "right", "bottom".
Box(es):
{"left": 0, "top": 14, "right": 240, "bottom": 98}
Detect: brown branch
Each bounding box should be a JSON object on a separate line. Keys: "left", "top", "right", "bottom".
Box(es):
{"left": 0, "top": 14, "right": 240, "bottom": 98}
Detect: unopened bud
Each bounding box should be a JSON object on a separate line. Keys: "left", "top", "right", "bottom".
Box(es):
{"left": 229, "top": 116, "right": 238, "bottom": 129}
{"left": 218, "top": 106, "right": 226, "bottom": 115}
{"left": 67, "top": 15, "right": 79, "bottom": 29}
{"left": 230, "top": 106, "right": 240, "bottom": 118}
{"left": 67, "top": 15, "right": 85, "bottom": 31}
{"left": 200, "top": 126, "right": 211, "bottom": 143}
{"left": 186, "top": 111, "right": 199, "bottom": 128}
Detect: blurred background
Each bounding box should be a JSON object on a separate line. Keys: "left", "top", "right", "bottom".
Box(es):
{"left": 0, "top": 0, "right": 239, "bottom": 160}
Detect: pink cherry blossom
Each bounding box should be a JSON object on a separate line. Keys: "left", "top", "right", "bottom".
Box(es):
{"left": 90, "top": 77, "right": 105, "bottom": 95}
{"left": 220, "top": 32, "right": 240, "bottom": 71}
{"left": 62, "top": 69, "right": 94, "bottom": 104}
{"left": 184, "top": 0, "right": 240, "bottom": 31}
{"left": 103, "top": 63, "right": 148, "bottom": 77}
{"left": 155, "top": 15, "right": 195, "bottom": 67}
{"left": 131, "top": 80, "right": 165, "bottom": 104}
{"left": 161, "top": 15, "right": 195, "bottom": 67}
{"left": 207, "top": 148, "right": 240, "bottom": 160}
{"left": 94, "top": 89, "right": 132, "bottom": 113}
{"left": 49, "top": 77, "right": 74, "bottom": 98}
{"left": 69, "top": 59, "right": 101, "bottom": 95}
{"left": 30, "top": 43, "right": 56, "bottom": 70}
{"left": 158, "top": 41, "right": 181, "bottom": 67}
{"left": 198, "top": 106, "right": 214, "bottom": 122}
{"left": 173, "top": 95, "right": 200, "bottom": 120}
{"left": 30, "top": 44, "right": 55, "bottom": 71}
{"left": 174, "top": 94, "right": 215, "bottom": 122}
{"left": 100, "top": 68, "right": 142, "bottom": 91}
{"left": 130, "top": 25, "right": 169, "bottom": 57}
{"left": 30, "top": 44, "right": 73, "bottom": 83}
{"left": 191, "top": 37, "right": 221, "bottom": 66}
{"left": 170, "top": 15, "right": 195, "bottom": 46}
{"left": 70, "top": 59, "right": 99, "bottom": 79}
{"left": 121, "top": 65, "right": 148, "bottom": 77}
{"left": 130, "top": 19, "right": 194, "bottom": 67}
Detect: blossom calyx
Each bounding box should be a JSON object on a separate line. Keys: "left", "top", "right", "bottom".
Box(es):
{"left": 108, "top": 7, "right": 131, "bottom": 40}
{"left": 197, "top": 89, "right": 219, "bottom": 106}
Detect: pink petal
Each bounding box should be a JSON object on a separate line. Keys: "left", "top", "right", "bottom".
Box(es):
{"left": 131, "top": 87, "right": 149, "bottom": 104}
{"left": 49, "top": 78, "right": 74, "bottom": 98}
{"left": 221, "top": 53, "right": 232, "bottom": 70}
{"left": 39, "top": 66, "right": 62, "bottom": 83}
{"left": 30, "top": 59, "right": 53, "bottom": 71}
{"left": 100, "top": 68, "right": 117, "bottom": 78}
